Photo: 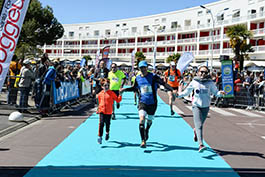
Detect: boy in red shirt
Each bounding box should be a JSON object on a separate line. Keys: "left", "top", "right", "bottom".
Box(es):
{"left": 96, "top": 78, "right": 122, "bottom": 144}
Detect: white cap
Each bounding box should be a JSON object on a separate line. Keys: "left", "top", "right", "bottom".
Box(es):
{"left": 23, "top": 59, "right": 31, "bottom": 65}
{"left": 170, "top": 61, "right": 176, "bottom": 66}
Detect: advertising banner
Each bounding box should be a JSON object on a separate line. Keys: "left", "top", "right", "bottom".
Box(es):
{"left": 53, "top": 81, "right": 80, "bottom": 104}
{"left": 0, "top": 0, "right": 30, "bottom": 92}
{"left": 81, "top": 79, "right": 91, "bottom": 96}
{"left": 221, "top": 60, "right": 234, "bottom": 98}
{"left": 102, "top": 45, "right": 110, "bottom": 59}
{"left": 131, "top": 50, "right": 135, "bottom": 72}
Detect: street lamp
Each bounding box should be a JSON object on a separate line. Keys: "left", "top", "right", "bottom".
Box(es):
{"left": 147, "top": 28, "right": 157, "bottom": 70}
{"left": 200, "top": 5, "right": 229, "bottom": 72}
{"left": 200, "top": 5, "right": 215, "bottom": 72}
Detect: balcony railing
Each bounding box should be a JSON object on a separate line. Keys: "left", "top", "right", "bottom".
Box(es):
{"left": 252, "top": 28, "right": 265, "bottom": 35}
{"left": 82, "top": 44, "right": 98, "bottom": 48}
{"left": 222, "top": 48, "right": 233, "bottom": 54}
{"left": 253, "top": 45, "right": 265, "bottom": 53}
{"left": 178, "top": 38, "right": 197, "bottom": 44}
{"left": 198, "top": 49, "right": 220, "bottom": 55}
{"left": 64, "top": 45, "right": 80, "bottom": 48}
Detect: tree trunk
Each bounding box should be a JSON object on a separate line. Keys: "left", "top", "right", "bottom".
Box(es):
{"left": 239, "top": 55, "right": 244, "bottom": 73}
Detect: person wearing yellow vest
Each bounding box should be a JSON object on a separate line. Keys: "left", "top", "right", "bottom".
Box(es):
{"left": 164, "top": 61, "right": 181, "bottom": 115}
{"left": 108, "top": 63, "right": 126, "bottom": 120}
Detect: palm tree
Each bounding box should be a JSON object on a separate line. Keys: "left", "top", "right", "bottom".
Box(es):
{"left": 166, "top": 53, "right": 181, "bottom": 63}
{"left": 226, "top": 24, "right": 254, "bottom": 72}
{"left": 135, "top": 51, "right": 146, "bottom": 67}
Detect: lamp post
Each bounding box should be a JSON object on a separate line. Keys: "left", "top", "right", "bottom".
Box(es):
{"left": 147, "top": 28, "right": 157, "bottom": 70}
{"left": 200, "top": 5, "right": 229, "bottom": 72}
{"left": 200, "top": 5, "right": 215, "bottom": 72}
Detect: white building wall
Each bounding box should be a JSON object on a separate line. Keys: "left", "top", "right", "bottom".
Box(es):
{"left": 43, "top": 0, "right": 265, "bottom": 64}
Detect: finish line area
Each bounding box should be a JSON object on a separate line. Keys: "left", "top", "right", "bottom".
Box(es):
{"left": 24, "top": 91, "right": 239, "bottom": 177}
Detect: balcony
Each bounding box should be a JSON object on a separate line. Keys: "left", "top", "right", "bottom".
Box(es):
{"left": 118, "top": 43, "right": 135, "bottom": 47}
{"left": 252, "top": 28, "right": 265, "bottom": 36}
{"left": 199, "top": 35, "right": 221, "bottom": 42}
{"left": 81, "top": 44, "right": 98, "bottom": 48}
{"left": 253, "top": 45, "right": 265, "bottom": 53}
{"left": 178, "top": 38, "right": 197, "bottom": 44}
{"left": 48, "top": 53, "right": 63, "bottom": 57}
{"left": 198, "top": 49, "right": 220, "bottom": 55}
{"left": 137, "top": 41, "right": 155, "bottom": 46}
{"left": 222, "top": 48, "right": 233, "bottom": 54}
{"left": 64, "top": 45, "right": 80, "bottom": 48}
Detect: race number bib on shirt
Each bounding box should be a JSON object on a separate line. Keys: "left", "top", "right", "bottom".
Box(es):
{"left": 169, "top": 75, "right": 175, "bottom": 82}
{"left": 140, "top": 85, "right": 152, "bottom": 94}
{"left": 112, "top": 77, "right": 119, "bottom": 82}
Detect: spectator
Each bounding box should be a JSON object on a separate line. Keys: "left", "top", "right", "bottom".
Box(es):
{"left": 7, "top": 55, "right": 22, "bottom": 105}
{"left": 18, "top": 59, "right": 35, "bottom": 111}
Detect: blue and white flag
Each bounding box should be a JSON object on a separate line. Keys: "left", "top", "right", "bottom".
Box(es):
{"left": 80, "top": 58, "right": 86, "bottom": 67}
{"left": 176, "top": 52, "right": 194, "bottom": 75}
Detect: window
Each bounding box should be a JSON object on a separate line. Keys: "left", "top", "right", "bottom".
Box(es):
{"left": 162, "top": 18, "right": 167, "bottom": 23}
{"left": 132, "top": 27, "right": 137, "bottom": 33}
{"left": 217, "top": 14, "right": 224, "bottom": 21}
{"left": 184, "top": 20, "right": 191, "bottom": 26}
{"left": 197, "top": 11, "right": 203, "bottom": 16}
{"left": 86, "top": 33, "right": 90, "bottom": 37}
{"left": 171, "top": 21, "right": 178, "bottom": 29}
{"left": 85, "top": 26, "right": 89, "bottom": 30}
{"left": 79, "top": 33, "right": 82, "bottom": 37}
{"left": 123, "top": 23, "right": 127, "bottom": 26}
{"left": 260, "top": 6, "right": 264, "bottom": 12}
{"left": 144, "top": 25, "right": 149, "bottom": 31}
{"left": 197, "top": 20, "right": 201, "bottom": 25}
{"left": 207, "top": 19, "right": 211, "bottom": 23}
{"left": 105, "top": 29, "right": 111, "bottom": 36}
{"left": 94, "top": 30, "right": 99, "bottom": 36}
{"left": 154, "top": 19, "right": 159, "bottom": 23}
{"left": 248, "top": 0, "right": 255, "bottom": 4}
{"left": 232, "top": 9, "right": 240, "bottom": 18}
{"left": 79, "top": 27, "right": 83, "bottom": 30}
{"left": 116, "top": 24, "right": 120, "bottom": 27}
{"left": 69, "top": 31, "right": 74, "bottom": 37}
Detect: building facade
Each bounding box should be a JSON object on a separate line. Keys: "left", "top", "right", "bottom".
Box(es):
{"left": 42, "top": 0, "right": 265, "bottom": 65}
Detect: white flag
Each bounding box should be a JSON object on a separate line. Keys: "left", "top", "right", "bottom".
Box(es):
{"left": 176, "top": 52, "right": 194, "bottom": 75}
{"left": 95, "top": 49, "right": 100, "bottom": 68}
{"left": 0, "top": 0, "right": 30, "bottom": 92}
{"left": 131, "top": 50, "right": 135, "bottom": 72}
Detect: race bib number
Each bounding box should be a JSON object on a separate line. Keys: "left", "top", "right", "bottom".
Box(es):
{"left": 112, "top": 77, "right": 119, "bottom": 82}
{"left": 169, "top": 75, "right": 175, "bottom": 82}
{"left": 140, "top": 85, "right": 152, "bottom": 94}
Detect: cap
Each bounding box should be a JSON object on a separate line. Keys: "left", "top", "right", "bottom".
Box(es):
{"left": 138, "top": 60, "right": 148, "bottom": 68}
{"left": 23, "top": 59, "right": 31, "bottom": 65}
{"left": 170, "top": 61, "right": 176, "bottom": 66}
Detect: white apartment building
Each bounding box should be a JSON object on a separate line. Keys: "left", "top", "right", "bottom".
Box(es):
{"left": 43, "top": 0, "right": 265, "bottom": 65}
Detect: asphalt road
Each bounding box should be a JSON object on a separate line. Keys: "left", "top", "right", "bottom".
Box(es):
{"left": 0, "top": 90, "right": 264, "bottom": 177}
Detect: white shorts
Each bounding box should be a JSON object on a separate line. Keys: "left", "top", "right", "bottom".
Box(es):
{"left": 139, "top": 109, "right": 154, "bottom": 121}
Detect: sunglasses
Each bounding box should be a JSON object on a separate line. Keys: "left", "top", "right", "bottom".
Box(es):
{"left": 200, "top": 71, "right": 208, "bottom": 74}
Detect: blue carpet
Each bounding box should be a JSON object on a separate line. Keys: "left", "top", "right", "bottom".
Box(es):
{"left": 24, "top": 91, "right": 240, "bottom": 177}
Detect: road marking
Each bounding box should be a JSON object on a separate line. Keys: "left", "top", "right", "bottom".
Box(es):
{"left": 173, "top": 105, "right": 184, "bottom": 114}
{"left": 228, "top": 108, "right": 263, "bottom": 118}
{"left": 210, "top": 107, "right": 236, "bottom": 116}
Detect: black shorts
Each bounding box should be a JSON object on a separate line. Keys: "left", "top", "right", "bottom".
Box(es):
{"left": 172, "top": 87, "right": 178, "bottom": 91}
{"left": 138, "top": 102, "right": 157, "bottom": 115}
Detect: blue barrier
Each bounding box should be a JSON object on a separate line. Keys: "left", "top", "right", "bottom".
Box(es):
{"left": 53, "top": 81, "right": 80, "bottom": 104}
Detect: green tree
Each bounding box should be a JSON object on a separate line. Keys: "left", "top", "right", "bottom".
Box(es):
{"left": 226, "top": 24, "right": 254, "bottom": 72}
{"left": 166, "top": 53, "right": 181, "bottom": 63}
{"left": 135, "top": 51, "right": 146, "bottom": 67}
{"left": 0, "top": 0, "right": 64, "bottom": 58}
{"left": 83, "top": 55, "right": 92, "bottom": 61}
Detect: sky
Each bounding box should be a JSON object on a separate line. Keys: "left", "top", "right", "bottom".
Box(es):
{"left": 39, "top": 0, "right": 219, "bottom": 24}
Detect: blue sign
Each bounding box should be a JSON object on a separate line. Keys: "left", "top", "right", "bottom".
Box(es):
{"left": 53, "top": 81, "right": 80, "bottom": 104}
{"left": 221, "top": 60, "right": 234, "bottom": 98}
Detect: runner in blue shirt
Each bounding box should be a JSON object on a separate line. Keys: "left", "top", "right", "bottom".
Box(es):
{"left": 120, "top": 61, "right": 174, "bottom": 148}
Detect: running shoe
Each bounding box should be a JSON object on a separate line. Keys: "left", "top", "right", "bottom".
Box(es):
{"left": 171, "top": 109, "right": 175, "bottom": 116}
{"left": 116, "top": 103, "right": 120, "bottom": 109}
{"left": 193, "top": 128, "right": 198, "bottom": 142}
{"left": 105, "top": 133, "right": 109, "bottom": 141}
{"left": 140, "top": 141, "right": 146, "bottom": 148}
{"left": 112, "top": 113, "right": 116, "bottom": 120}
{"left": 198, "top": 145, "right": 207, "bottom": 153}
{"left": 97, "top": 137, "right": 102, "bottom": 144}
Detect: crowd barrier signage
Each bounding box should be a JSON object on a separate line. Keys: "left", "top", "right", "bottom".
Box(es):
{"left": 0, "top": 0, "right": 30, "bottom": 92}
{"left": 53, "top": 81, "right": 79, "bottom": 104}
{"left": 221, "top": 60, "right": 234, "bottom": 98}
{"left": 81, "top": 80, "right": 91, "bottom": 96}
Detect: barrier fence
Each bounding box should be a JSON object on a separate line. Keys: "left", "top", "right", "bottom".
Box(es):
{"left": 0, "top": 76, "right": 94, "bottom": 115}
